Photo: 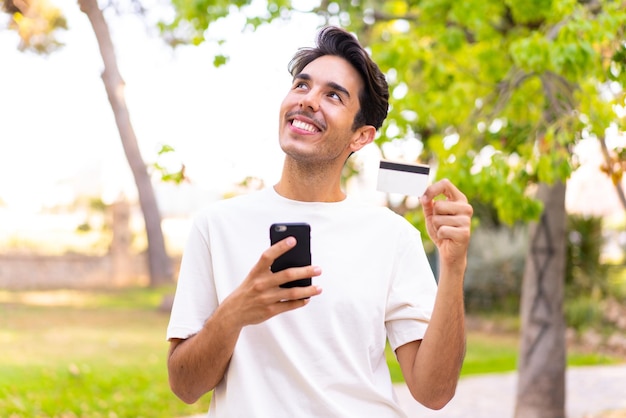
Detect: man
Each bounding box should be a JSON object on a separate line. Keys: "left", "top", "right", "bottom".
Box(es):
{"left": 167, "top": 26, "right": 472, "bottom": 417}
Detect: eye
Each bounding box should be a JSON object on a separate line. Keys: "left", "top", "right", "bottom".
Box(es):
{"left": 294, "top": 81, "right": 308, "bottom": 90}
{"left": 328, "top": 91, "right": 342, "bottom": 102}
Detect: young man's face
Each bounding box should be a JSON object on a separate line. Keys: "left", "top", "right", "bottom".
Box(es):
{"left": 278, "top": 55, "right": 373, "bottom": 165}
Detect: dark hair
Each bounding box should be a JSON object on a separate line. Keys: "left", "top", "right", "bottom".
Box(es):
{"left": 288, "top": 26, "right": 389, "bottom": 131}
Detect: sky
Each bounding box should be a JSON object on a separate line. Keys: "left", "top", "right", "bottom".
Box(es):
{"left": 0, "top": 0, "right": 337, "bottom": 214}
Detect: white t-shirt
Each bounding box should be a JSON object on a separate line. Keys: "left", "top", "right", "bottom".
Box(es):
{"left": 167, "top": 187, "right": 437, "bottom": 418}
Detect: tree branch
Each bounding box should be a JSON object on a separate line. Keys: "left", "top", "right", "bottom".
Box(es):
{"left": 598, "top": 135, "right": 626, "bottom": 213}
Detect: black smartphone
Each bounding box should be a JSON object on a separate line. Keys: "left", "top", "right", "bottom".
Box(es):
{"left": 270, "top": 222, "right": 312, "bottom": 288}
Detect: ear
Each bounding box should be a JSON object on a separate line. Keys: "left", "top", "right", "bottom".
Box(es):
{"left": 349, "top": 125, "right": 376, "bottom": 152}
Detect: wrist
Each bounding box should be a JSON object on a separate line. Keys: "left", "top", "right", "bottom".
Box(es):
{"left": 209, "top": 299, "right": 244, "bottom": 335}
{"left": 438, "top": 257, "right": 467, "bottom": 281}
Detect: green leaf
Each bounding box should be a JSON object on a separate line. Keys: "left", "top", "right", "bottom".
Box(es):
{"left": 213, "top": 54, "right": 229, "bottom": 67}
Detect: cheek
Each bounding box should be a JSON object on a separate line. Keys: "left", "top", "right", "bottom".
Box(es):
{"left": 280, "top": 91, "right": 299, "bottom": 110}
{"left": 278, "top": 101, "right": 290, "bottom": 130}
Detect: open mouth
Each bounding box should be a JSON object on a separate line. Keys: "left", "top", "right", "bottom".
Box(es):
{"left": 291, "top": 119, "right": 320, "bottom": 133}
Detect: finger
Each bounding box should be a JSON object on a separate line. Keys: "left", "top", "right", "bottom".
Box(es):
{"left": 430, "top": 200, "right": 473, "bottom": 217}
{"left": 421, "top": 193, "right": 435, "bottom": 218}
{"left": 277, "top": 284, "right": 323, "bottom": 303}
{"left": 430, "top": 202, "right": 472, "bottom": 231}
{"left": 244, "top": 294, "right": 313, "bottom": 324}
{"left": 257, "top": 236, "right": 297, "bottom": 271}
{"left": 270, "top": 296, "right": 315, "bottom": 315}
{"left": 271, "top": 265, "right": 322, "bottom": 289}
{"left": 433, "top": 225, "right": 471, "bottom": 248}
{"left": 421, "top": 179, "right": 468, "bottom": 204}
{"left": 430, "top": 214, "right": 471, "bottom": 231}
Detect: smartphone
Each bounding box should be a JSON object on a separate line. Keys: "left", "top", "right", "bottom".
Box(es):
{"left": 270, "top": 222, "right": 312, "bottom": 288}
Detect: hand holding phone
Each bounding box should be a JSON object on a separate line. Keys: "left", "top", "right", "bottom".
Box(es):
{"left": 270, "top": 223, "right": 312, "bottom": 288}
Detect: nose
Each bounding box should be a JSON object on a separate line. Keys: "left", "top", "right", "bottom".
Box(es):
{"left": 299, "top": 91, "right": 319, "bottom": 112}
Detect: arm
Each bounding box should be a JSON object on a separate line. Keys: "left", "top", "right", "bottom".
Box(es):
{"left": 396, "top": 179, "right": 472, "bottom": 410}
{"left": 167, "top": 236, "right": 323, "bottom": 404}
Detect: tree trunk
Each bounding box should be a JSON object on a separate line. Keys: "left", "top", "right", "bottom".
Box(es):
{"left": 77, "top": 0, "right": 172, "bottom": 286}
{"left": 515, "top": 181, "right": 567, "bottom": 418}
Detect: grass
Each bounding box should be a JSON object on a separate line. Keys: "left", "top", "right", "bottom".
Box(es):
{"left": 386, "top": 321, "right": 621, "bottom": 383}
{"left": 0, "top": 287, "right": 208, "bottom": 418}
{"left": 1, "top": 287, "right": 623, "bottom": 417}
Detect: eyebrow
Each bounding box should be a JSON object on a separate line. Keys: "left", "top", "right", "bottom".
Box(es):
{"left": 295, "top": 73, "right": 351, "bottom": 99}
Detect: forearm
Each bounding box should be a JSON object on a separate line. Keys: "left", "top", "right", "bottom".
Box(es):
{"left": 407, "top": 263, "right": 466, "bottom": 409}
{"left": 168, "top": 303, "right": 243, "bottom": 404}
{"left": 405, "top": 178, "right": 470, "bottom": 408}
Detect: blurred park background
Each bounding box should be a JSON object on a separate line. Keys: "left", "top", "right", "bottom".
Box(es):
{"left": 2, "top": 0, "right": 626, "bottom": 417}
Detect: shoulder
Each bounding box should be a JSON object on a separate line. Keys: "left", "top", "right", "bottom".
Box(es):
{"left": 184, "top": 190, "right": 268, "bottom": 236}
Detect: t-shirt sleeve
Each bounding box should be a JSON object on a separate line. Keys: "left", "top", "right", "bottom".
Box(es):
{"left": 166, "top": 213, "right": 218, "bottom": 341}
{"left": 385, "top": 226, "right": 438, "bottom": 352}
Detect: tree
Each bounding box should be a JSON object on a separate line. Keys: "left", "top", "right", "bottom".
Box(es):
{"left": 77, "top": 0, "right": 172, "bottom": 286}
{"left": 162, "top": 1, "right": 626, "bottom": 415}
{"left": 1, "top": 0, "right": 67, "bottom": 52}
{"left": 1, "top": 0, "right": 173, "bottom": 286}
{"left": 6, "top": 0, "right": 625, "bottom": 414}
{"left": 325, "top": 3, "right": 625, "bottom": 416}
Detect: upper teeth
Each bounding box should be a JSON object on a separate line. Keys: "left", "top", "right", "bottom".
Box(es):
{"left": 292, "top": 119, "right": 317, "bottom": 133}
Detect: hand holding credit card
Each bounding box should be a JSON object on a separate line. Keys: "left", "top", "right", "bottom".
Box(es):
{"left": 376, "top": 160, "right": 430, "bottom": 197}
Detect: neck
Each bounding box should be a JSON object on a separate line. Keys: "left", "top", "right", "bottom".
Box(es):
{"left": 274, "top": 157, "right": 346, "bottom": 202}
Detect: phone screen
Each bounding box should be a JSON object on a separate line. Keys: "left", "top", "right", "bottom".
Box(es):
{"left": 270, "top": 223, "right": 311, "bottom": 288}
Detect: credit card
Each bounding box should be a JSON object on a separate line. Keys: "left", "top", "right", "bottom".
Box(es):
{"left": 376, "top": 160, "right": 430, "bottom": 196}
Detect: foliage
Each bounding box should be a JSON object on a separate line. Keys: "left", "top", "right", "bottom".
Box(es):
{"left": 335, "top": 0, "right": 626, "bottom": 225}
{"left": 0, "top": 0, "right": 67, "bottom": 53}
{"left": 600, "top": 139, "right": 626, "bottom": 188}
{"left": 151, "top": 144, "right": 189, "bottom": 185}
{"left": 5, "top": 1, "right": 624, "bottom": 222}
{"left": 464, "top": 225, "right": 527, "bottom": 313}
{"left": 2, "top": 0, "right": 176, "bottom": 286}
{"left": 158, "top": 0, "right": 294, "bottom": 54}
{"left": 562, "top": 265, "right": 626, "bottom": 333}
{"left": 564, "top": 295, "right": 606, "bottom": 332}
{"left": 566, "top": 214, "right": 608, "bottom": 299}
{"left": 158, "top": 0, "right": 626, "bottom": 226}
{"left": 460, "top": 216, "right": 624, "bottom": 319}
{"left": 607, "top": 264, "right": 626, "bottom": 301}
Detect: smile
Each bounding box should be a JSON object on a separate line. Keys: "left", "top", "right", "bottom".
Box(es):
{"left": 291, "top": 119, "right": 320, "bottom": 133}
